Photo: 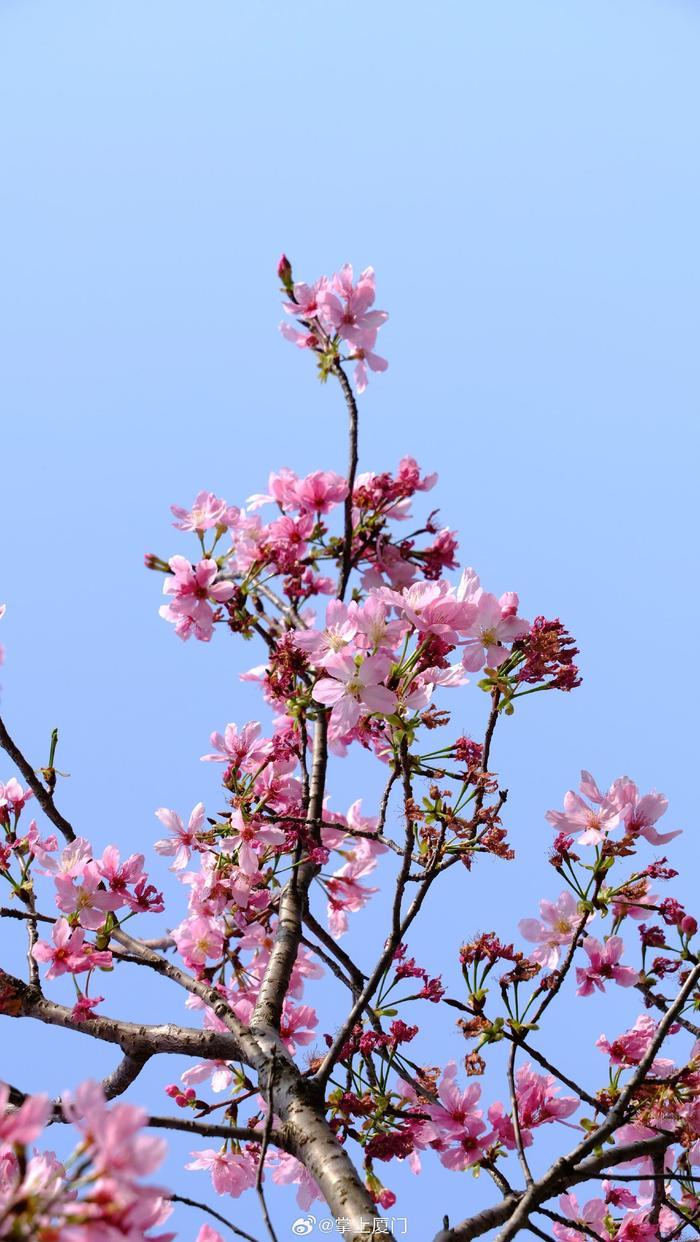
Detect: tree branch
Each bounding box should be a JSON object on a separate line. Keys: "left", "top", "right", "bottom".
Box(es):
{"left": 503, "top": 1032, "right": 600, "bottom": 1113}
{"left": 170, "top": 1193, "right": 263, "bottom": 1242}
{"left": 149, "top": 1114, "right": 286, "bottom": 1149}
{"left": 251, "top": 713, "right": 328, "bottom": 1033}
{"left": 484, "top": 963, "right": 700, "bottom": 1241}
{"left": 109, "top": 928, "right": 261, "bottom": 1063}
{"left": 100, "top": 1050, "right": 152, "bottom": 1099}
{"left": 0, "top": 715, "right": 75, "bottom": 842}
{"left": 433, "top": 1135, "right": 672, "bottom": 1240}
{"left": 314, "top": 827, "right": 446, "bottom": 1087}
{"left": 1, "top": 968, "right": 248, "bottom": 1062}
{"left": 332, "top": 361, "right": 359, "bottom": 601}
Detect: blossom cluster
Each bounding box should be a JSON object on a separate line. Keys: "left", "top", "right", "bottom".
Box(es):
{"left": 0, "top": 797, "right": 163, "bottom": 1020}
{"left": 0, "top": 1080, "right": 176, "bottom": 1241}
{"left": 279, "top": 258, "right": 388, "bottom": 393}
{"left": 2, "top": 261, "right": 698, "bottom": 1240}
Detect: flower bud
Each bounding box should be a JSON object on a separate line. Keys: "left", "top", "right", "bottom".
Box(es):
{"left": 277, "top": 253, "right": 293, "bottom": 293}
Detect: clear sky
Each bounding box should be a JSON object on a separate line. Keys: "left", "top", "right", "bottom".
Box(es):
{"left": 1, "top": 1, "right": 699, "bottom": 1237}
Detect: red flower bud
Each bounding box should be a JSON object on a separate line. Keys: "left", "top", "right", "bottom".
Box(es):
{"left": 277, "top": 253, "right": 293, "bottom": 292}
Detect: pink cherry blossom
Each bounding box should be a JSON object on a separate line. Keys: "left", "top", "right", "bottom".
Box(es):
{"left": 266, "top": 513, "right": 314, "bottom": 565}
{"left": 0, "top": 1083, "right": 51, "bottom": 1144}
{"left": 279, "top": 1001, "right": 318, "bottom": 1054}
{"left": 171, "top": 915, "right": 224, "bottom": 966}
{"left": 186, "top": 1147, "right": 257, "bottom": 1197}
{"left": 519, "top": 890, "right": 586, "bottom": 968}
{"left": 247, "top": 465, "right": 300, "bottom": 511}
{"left": 312, "top": 652, "right": 397, "bottom": 735}
{"left": 63, "top": 1080, "right": 167, "bottom": 1181}
{"left": 326, "top": 846, "right": 380, "bottom": 937}
{"left": 281, "top": 264, "right": 389, "bottom": 393}
{"left": 196, "top": 1227, "right": 225, "bottom": 1242}
{"left": 181, "top": 1060, "right": 235, "bottom": 1094}
{"left": 576, "top": 935, "right": 638, "bottom": 996}
{"left": 487, "top": 1066, "right": 578, "bottom": 1151}
{"left": 513, "top": 1064, "right": 579, "bottom": 1130}
{"left": 345, "top": 800, "right": 386, "bottom": 858}
{"left": 282, "top": 277, "right": 329, "bottom": 323}
{"left": 229, "top": 513, "right": 266, "bottom": 572}
{"left": 353, "top": 596, "right": 406, "bottom": 653}
{"left": 597, "top": 1014, "right": 676, "bottom": 1068}
{"left": 379, "top": 580, "right": 475, "bottom": 643}
{"left": 609, "top": 777, "right": 682, "bottom": 846}
{"left": 397, "top": 455, "right": 438, "bottom": 493}
{"left": 160, "top": 556, "right": 235, "bottom": 642}
{"left": 461, "top": 588, "right": 529, "bottom": 672}
{"left": 0, "top": 777, "right": 32, "bottom": 822}
{"left": 270, "top": 1151, "right": 323, "bottom": 1210}
{"left": 613, "top": 1122, "right": 678, "bottom": 1180}
{"left": 293, "top": 600, "right": 359, "bottom": 666}
{"left": 24, "top": 821, "right": 58, "bottom": 862}
{"left": 221, "top": 809, "right": 284, "bottom": 876}
{"left": 350, "top": 344, "right": 389, "bottom": 394}
{"left": 170, "top": 491, "right": 229, "bottom": 533}
{"left": 317, "top": 264, "right": 389, "bottom": 347}
{"left": 32, "top": 834, "right": 92, "bottom": 877}
{"left": 54, "top": 859, "right": 123, "bottom": 930}
{"left": 31, "top": 919, "right": 112, "bottom": 979}
{"left": 602, "top": 1181, "right": 640, "bottom": 1210}
{"left": 154, "top": 802, "right": 206, "bottom": 870}
{"left": 424, "top": 1062, "right": 488, "bottom": 1170}
{"left": 279, "top": 320, "right": 321, "bottom": 350}
{"left": 546, "top": 773, "right": 623, "bottom": 845}
{"left": 293, "top": 470, "right": 348, "bottom": 514}
{"left": 71, "top": 993, "right": 105, "bottom": 1022}
{"left": 96, "top": 845, "right": 147, "bottom": 905}
{"left": 200, "top": 720, "right": 271, "bottom": 770}
{"left": 551, "top": 1192, "right": 607, "bottom": 1241}
{"left": 615, "top": 1213, "right": 660, "bottom": 1241}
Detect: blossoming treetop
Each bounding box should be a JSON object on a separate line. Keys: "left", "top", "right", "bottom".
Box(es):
{"left": 0, "top": 259, "right": 698, "bottom": 1242}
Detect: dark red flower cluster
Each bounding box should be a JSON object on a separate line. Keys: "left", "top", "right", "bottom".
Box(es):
{"left": 549, "top": 832, "right": 579, "bottom": 869}
{"left": 460, "top": 932, "right": 517, "bottom": 968}
{"left": 337, "top": 1020, "right": 419, "bottom": 1062}
{"left": 352, "top": 458, "right": 436, "bottom": 514}
{"left": 264, "top": 634, "right": 309, "bottom": 702}
{"left": 393, "top": 950, "right": 445, "bottom": 1002}
{"left": 514, "top": 616, "right": 581, "bottom": 691}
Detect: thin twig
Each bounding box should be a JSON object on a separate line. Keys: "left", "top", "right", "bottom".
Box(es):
{"left": 300, "top": 933, "right": 357, "bottom": 996}
{"left": 488, "top": 963, "right": 700, "bottom": 1241}
{"left": 256, "top": 1054, "right": 280, "bottom": 1242}
{"left": 303, "top": 908, "right": 367, "bottom": 994}
{"left": 315, "top": 824, "right": 447, "bottom": 1087}
{"left": 392, "top": 739, "right": 415, "bottom": 940}
{"left": 432, "top": 1135, "right": 671, "bottom": 1240}
{"left": 507, "top": 1043, "right": 533, "bottom": 1187}
{"left": 503, "top": 1032, "right": 600, "bottom": 1113}
{"left": 536, "top": 1206, "right": 602, "bottom": 1240}
{"left": 0, "top": 716, "right": 75, "bottom": 842}
{"left": 636, "top": 978, "right": 700, "bottom": 1038}
{"left": 170, "top": 1193, "right": 262, "bottom": 1242}
{"left": 149, "top": 1114, "right": 287, "bottom": 1148}
{"left": 332, "top": 361, "right": 359, "bottom": 601}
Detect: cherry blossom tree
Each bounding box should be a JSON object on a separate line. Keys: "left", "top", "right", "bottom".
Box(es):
{"left": 1, "top": 259, "right": 699, "bottom": 1242}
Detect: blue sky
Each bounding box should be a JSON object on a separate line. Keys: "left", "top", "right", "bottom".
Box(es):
{"left": 1, "top": 1, "right": 699, "bottom": 1236}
